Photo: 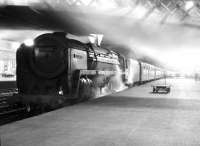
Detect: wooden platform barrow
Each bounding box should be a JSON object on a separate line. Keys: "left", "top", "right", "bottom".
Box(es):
{"left": 152, "top": 84, "right": 171, "bottom": 93}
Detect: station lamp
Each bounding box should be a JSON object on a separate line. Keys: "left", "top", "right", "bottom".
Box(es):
{"left": 132, "top": 5, "right": 147, "bottom": 19}
{"left": 185, "top": 1, "right": 194, "bottom": 10}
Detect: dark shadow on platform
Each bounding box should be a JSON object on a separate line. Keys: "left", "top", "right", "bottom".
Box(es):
{"left": 84, "top": 95, "right": 200, "bottom": 111}
{"left": 149, "top": 91, "right": 169, "bottom": 94}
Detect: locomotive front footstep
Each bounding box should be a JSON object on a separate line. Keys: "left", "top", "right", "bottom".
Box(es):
{"left": 152, "top": 84, "right": 171, "bottom": 93}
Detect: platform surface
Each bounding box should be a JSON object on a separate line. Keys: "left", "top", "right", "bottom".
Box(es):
{"left": 1, "top": 78, "right": 200, "bottom": 146}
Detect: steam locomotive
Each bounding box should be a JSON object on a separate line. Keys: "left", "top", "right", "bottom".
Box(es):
{"left": 16, "top": 32, "right": 165, "bottom": 110}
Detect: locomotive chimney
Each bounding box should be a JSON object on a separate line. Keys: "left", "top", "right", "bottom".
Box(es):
{"left": 89, "top": 34, "right": 104, "bottom": 47}
{"left": 65, "top": 33, "right": 103, "bottom": 47}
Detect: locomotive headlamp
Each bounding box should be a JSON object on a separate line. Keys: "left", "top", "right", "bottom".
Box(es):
{"left": 24, "top": 39, "right": 34, "bottom": 46}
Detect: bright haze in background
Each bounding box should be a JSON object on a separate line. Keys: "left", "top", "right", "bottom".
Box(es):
{"left": 46, "top": 0, "right": 200, "bottom": 74}
{"left": 67, "top": 11, "right": 200, "bottom": 74}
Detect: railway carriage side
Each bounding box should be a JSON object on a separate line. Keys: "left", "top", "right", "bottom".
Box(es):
{"left": 124, "top": 58, "right": 140, "bottom": 86}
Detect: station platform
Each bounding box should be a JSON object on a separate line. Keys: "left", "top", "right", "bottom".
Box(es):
{"left": 1, "top": 78, "right": 200, "bottom": 146}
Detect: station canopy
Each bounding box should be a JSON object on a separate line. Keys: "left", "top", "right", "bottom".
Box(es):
{"left": 1, "top": 0, "right": 200, "bottom": 27}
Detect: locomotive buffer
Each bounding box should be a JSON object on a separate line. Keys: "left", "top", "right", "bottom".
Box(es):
{"left": 152, "top": 74, "right": 171, "bottom": 93}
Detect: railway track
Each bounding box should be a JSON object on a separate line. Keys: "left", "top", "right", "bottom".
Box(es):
{"left": 0, "top": 89, "right": 69, "bottom": 125}
{"left": 0, "top": 88, "right": 76, "bottom": 125}
{"left": 0, "top": 89, "right": 28, "bottom": 125}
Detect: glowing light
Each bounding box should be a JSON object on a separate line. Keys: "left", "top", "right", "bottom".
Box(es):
{"left": 185, "top": 1, "right": 194, "bottom": 10}
{"left": 132, "top": 6, "right": 147, "bottom": 19}
{"left": 159, "top": 50, "right": 200, "bottom": 75}
{"left": 58, "top": 90, "right": 63, "bottom": 95}
{"left": 11, "top": 42, "right": 20, "bottom": 50}
{"left": 24, "top": 39, "right": 34, "bottom": 46}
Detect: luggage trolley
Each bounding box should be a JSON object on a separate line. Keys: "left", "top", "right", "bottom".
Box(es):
{"left": 152, "top": 74, "right": 171, "bottom": 93}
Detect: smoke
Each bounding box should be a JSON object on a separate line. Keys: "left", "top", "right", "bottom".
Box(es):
{"left": 2, "top": 1, "right": 200, "bottom": 71}
{"left": 110, "top": 65, "right": 127, "bottom": 92}
{"left": 92, "top": 66, "right": 127, "bottom": 98}
{"left": 52, "top": 6, "right": 200, "bottom": 71}
{"left": 90, "top": 65, "right": 127, "bottom": 98}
